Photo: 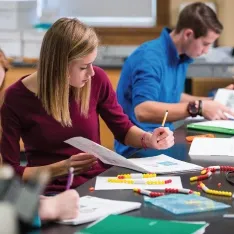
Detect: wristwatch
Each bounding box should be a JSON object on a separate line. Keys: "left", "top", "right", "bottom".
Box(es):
{"left": 187, "top": 100, "right": 202, "bottom": 117}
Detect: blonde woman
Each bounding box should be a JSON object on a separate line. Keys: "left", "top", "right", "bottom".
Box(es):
{"left": 0, "top": 50, "right": 79, "bottom": 224}
{"left": 0, "top": 18, "right": 174, "bottom": 194}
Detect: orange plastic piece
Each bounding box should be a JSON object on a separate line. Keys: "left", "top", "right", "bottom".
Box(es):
{"left": 186, "top": 134, "right": 215, "bottom": 142}
{"left": 89, "top": 187, "right": 95, "bottom": 192}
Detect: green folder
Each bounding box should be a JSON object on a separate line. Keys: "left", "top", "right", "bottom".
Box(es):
{"left": 187, "top": 123, "right": 234, "bottom": 135}
{"left": 78, "top": 214, "right": 208, "bottom": 234}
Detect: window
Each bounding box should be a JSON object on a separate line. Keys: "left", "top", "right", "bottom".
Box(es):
{"left": 37, "top": 0, "right": 157, "bottom": 27}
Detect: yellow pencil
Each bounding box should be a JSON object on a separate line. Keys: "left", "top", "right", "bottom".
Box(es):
{"left": 161, "top": 110, "right": 168, "bottom": 127}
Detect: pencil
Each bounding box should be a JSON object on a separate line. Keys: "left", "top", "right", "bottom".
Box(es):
{"left": 161, "top": 110, "right": 168, "bottom": 127}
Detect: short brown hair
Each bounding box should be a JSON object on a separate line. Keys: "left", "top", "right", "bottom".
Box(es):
{"left": 38, "top": 18, "right": 99, "bottom": 127}
{"left": 175, "top": 2, "right": 223, "bottom": 38}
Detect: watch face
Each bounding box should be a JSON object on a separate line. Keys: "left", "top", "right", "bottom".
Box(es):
{"left": 190, "top": 104, "right": 197, "bottom": 114}
{"left": 188, "top": 102, "right": 198, "bottom": 117}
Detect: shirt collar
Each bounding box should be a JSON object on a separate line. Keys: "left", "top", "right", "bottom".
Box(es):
{"left": 160, "top": 27, "right": 193, "bottom": 65}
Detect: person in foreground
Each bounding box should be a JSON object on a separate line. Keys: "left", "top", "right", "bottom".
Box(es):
{"left": 0, "top": 18, "right": 174, "bottom": 194}
{"left": 115, "top": 2, "right": 234, "bottom": 157}
{"left": 0, "top": 156, "right": 79, "bottom": 228}
{"left": 39, "top": 189, "right": 79, "bottom": 221}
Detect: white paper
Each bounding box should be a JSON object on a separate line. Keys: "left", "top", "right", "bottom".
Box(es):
{"left": 59, "top": 196, "right": 141, "bottom": 225}
{"left": 128, "top": 155, "right": 203, "bottom": 174}
{"left": 189, "top": 138, "right": 234, "bottom": 157}
{"left": 186, "top": 115, "right": 205, "bottom": 120}
{"left": 65, "top": 137, "right": 202, "bottom": 174}
{"left": 95, "top": 176, "right": 182, "bottom": 190}
{"left": 65, "top": 137, "right": 145, "bottom": 172}
{"left": 215, "top": 88, "right": 234, "bottom": 111}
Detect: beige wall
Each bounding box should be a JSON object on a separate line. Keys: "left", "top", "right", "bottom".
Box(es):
{"left": 169, "top": 0, "right": 234, "bottom": 46}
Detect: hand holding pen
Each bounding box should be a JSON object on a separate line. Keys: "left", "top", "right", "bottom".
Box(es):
{"left": 149, "top": 110, "right": 174, "bottom": 150}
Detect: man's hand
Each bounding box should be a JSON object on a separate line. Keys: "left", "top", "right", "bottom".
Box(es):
{"left": 202, "top": 100, "right": 234, "bottom": 120}
{"left": 224, "top": 84, "right": 234, "bottom": 90}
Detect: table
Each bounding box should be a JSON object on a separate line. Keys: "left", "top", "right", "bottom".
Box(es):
{"left": 40, "top": 125, "right": 234, "bottom": 234}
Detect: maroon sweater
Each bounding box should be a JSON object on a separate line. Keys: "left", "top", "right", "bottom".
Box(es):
{"left": 1, "top": 66, "right": 133, "bottom": 193}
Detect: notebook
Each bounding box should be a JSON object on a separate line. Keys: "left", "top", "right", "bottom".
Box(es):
{"left": 65, "top": 137, "right": 203, "bottom": 174}
{"left": 189, "top": 138, "right": 234, "bottom": 158}
{"left": 59, "top": 196, "right": 141, "bottom": 225}
{"left": 78, "top": 214, "right": 209, "bottom": 234}
{"left": 187, "top": 120, "right": 234, "bottom": 135}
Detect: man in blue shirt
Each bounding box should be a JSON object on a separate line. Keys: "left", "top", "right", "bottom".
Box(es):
{"left": 115, "top": 2, "right": 234, "bottom": 158}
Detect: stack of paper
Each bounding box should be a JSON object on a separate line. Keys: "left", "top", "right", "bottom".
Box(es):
{"left": 79, "top": 214, "right": 209, "bottom": 234}
{"left": 65, "top": 137, "right": 203, "bottom": 174}
{"left": 59, "top": 196, "right": 141, "bottom": 225}
{"left": 189, "top": 138, "right": 234, "bottom": 159}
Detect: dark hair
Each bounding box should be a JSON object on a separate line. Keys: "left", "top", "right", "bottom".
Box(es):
{"left": 175, "top": 2, "right": 223, "bottom": 38}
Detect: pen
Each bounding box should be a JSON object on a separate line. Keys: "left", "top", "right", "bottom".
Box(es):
{"left": 66, "top": 167, "right": 74, "bottom": 190}
{"left": 161, "top": 110, "right": 168, "bottom": 127}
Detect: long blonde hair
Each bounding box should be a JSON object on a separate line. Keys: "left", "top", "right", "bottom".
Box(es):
{"left": 37, "top": 18, "right": 99, "bottom": 127}
{"left": 0, "top": 49, "right": 10, "bottom": 92}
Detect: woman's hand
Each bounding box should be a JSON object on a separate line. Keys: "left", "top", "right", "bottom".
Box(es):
{"left": 65, "top": 153, "right": 98, "bottom": 175}
{"left": 39, "top": 189, "right": 79, "bottom": 221}
{"left": 149, "top": 127, "right": 174, "bottom": 150}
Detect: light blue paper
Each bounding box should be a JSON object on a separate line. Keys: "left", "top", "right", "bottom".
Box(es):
{"left": 145, "top": 194, "right": 231, "bottom": 215}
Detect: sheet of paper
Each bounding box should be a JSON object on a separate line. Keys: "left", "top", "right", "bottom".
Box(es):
{"left": 189, "top": 138, "right": 234, "bottom": 157}
{"left": 128, "top": 155, "right": 203, "bottom": 174}
{"left": 65, "top": 138, "right": 202, "bottom": 174}
{"left": 215, "top": 88, "right": 234, "bottom": 111}
{"left": 59, "top": 196, "right": 141, "bottom": 225}
{"left": 65, "top": 137, "right": 146, "bottom": 172}
{"left": 95, "top": 176, "right": 182, "bottom": 190}
{"left": 192, "top": 120, "right": 234, "bottom": 129}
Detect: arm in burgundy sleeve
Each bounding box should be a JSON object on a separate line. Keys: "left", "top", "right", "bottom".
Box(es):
{"left": 0, "top": 101, "right": 25, "bottom": 177}
{"left": 96, "top": 67, "right": 133, "bottom": 144}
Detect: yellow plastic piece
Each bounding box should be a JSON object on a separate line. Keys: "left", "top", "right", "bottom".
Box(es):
{"left": 192, "top": 191, "right": 201, "bottom": 196}
{"left": 143, "top": 173, "right": 157, "bottom": 178}
{"left": 190, "top": 176, "right": 198, "bottom": 182}
{"left": 117, "top": 173, "right": 157, "bottom": 179}
{"left": 108, "top": 178, "right": 166, "bottom": 185}
{"left": 201, "top": 169, "right": 207, "bottom": 175}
